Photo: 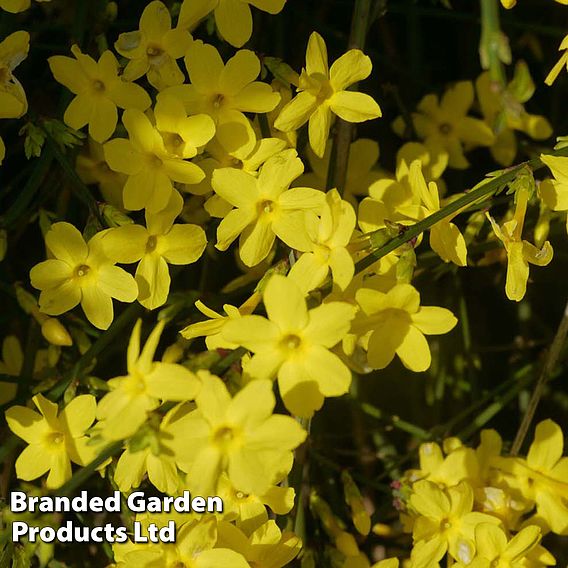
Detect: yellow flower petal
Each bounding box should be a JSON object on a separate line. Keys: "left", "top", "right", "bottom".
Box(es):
{"left": 264, "top": 274, "right": 308, "bottom": 331}
{"left": 329, "top": 91, "right": 382, "bottom": 123}
{"left": 329, "top": 49, "right": 372, "bottom": 91}
{"left": 215, "top": 0, "right": 252, "bottom": 48}
{"left": 527, "top": 419, "right": 563, "bottom": 472}
{"left": 81, "top": 284, "right": 113, "bottom": 330}
{"left": 397, "top": 324, "right": 431, "bottom": 372}
{"left": 306, "top": 31, "right": 328, "bottom": 76}
{"left": 308, "top": 104, "right": 332, "bottom": 157}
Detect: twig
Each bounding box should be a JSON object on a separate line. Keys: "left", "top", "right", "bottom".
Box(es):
{"left": 353, "top": 147, "right": 568, "bottom": 276}
{"left": 510, "top": 299, "right": 568, "bottom": 455}
{"left": 328, "top": 0, "right": 374, "bottom": 195}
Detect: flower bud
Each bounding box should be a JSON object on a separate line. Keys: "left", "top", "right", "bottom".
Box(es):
{"left": 41, "top": 318, "right": 73, "bottom": 346}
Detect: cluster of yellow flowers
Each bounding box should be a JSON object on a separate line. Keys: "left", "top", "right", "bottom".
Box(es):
{"left": 397, "top": 419, "right": 567, "bottom": 567}
{"left": 1, "top": 0, "right": 568, "bottom": 566}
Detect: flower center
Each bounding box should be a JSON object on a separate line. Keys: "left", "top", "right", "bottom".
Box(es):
{"left": 46, "top": 431, "right": 65, "bottom": 446}
{"left": 162, "top": 132, "right": 185, "bottom": 155}
{"left": 235, "top": 491, "right": 247, "bottom": 500}
{"left": 75, "top": 264, "right": 90, "bottom": 278}
{"left": 230, "top": 157, "right": 243, "bottom": 169}
{"left": 147, "top": 154, "right": 163, "bottom": 169}
{"left": 258, "top": 199, "right": 275, "bottom": 216}
{"left": 146, "top": 44, "right": 164, "bottom": 59}
{"left": 146, "top": 235, "right": 158, "bottom": 253}
{"left": 170, "top": 562, "right": 188, "bottom": 568}
{"left": 281, "top": 333, "right": 302, "bottom": 351}
{"left": 212, "top": 93, "right": 225, "bottom": 109}
{"left": 440, "top": 518, "right": 452, "bottom": 531}
{"left": 212, "top": 425, "right": 240, "bottom": 453}
{"left": 92, "top": 79, "right": 105, "bottom": 93}
{"left": 438, "top": 122, "right": 452, "bottom": 135}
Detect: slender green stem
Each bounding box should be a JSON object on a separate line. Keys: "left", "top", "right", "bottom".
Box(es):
{"left": 510, "top": 299, "right": 568, "bottom": 455}
{"left": 42, "top": 128, "right": 105, "bottom": 226}
{"left": 330, "top": 0, "right": 374, "bottom": 195}
{"left": 56, "top": 441, "right": 123, "bottom": 497}
{"left": 290, "top": 416, "right": 311, "bottom": 542}
{"left": 46, "top": 303, "right": 144, "bottom": 401}
{"left": 458, "top": 369, "right": 534, "bottom": 440}
{"left": 0, "top": 149, "right": 53, "bottom": 230}
{"left": 353, "top": 148, "right": 568, "bottom": 276}
{"left": 210, "top": 346, "right": 247, "bottom": 376}
{"left": 353, "top": 398, "right": 431, "bottom": 440}
{"left": 480, "top": 0, "right": 508, "bottom": 85}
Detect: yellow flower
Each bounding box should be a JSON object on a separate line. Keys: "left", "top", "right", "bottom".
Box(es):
{"left": 154, "top": 94, "right": 216, "bottom": 159}
{"left": 6, "top": 393, "right": 97, "bottom": 489}
{"left": 469, "top": 523, "right": 542, "bottom": 568}
{"left": 486, "top": 188, "right": 553, "bottom": 302}
{"left": 0, "top": 30, "right": 29, "bottom": 121}
{"left": 114, "top": 404, "right": 189, "bottom": 494}
{"left": 409, "top": 480, "right": 500, "bottom": 565}
{"left": 353, "top": 282, "right": 457, "bottom": 372}
{"left": 501, "top": 0, "right": 517, "bottom": 7}
{"left": 222, "top": 274, "right": 357, "bottom": 417}
{"left": 179, "top": 0, "right": 286, "bottom": 48}
{"left": 288, "top": 188, "right": 356, "bottom": 293}
{"left": 180, "top": 296, "right": 261, "bottom": 350}
{"left": 393, "top": 81, "right": 495, "bottom": 169}
{"left": 118, "top": 517, "right": 249, "bottom": 568}
{"left": 545, "top": 34, "right": 568, "bottom": 86}
{"left": 408, "top": 159, "right": 468, "bottom": 266}
{"left": 194, "top": 132, "right": 286, "bottom": 199}
{"left": 408, "top": 439, "right": 481, "bottom": 489}
{"left": 170, "top": 373, "right": 306, "bottom": 496}
{"left": 30, "top": 222, "right": 138, "bottom": 330}
{"left": 497, "top": 419, "right": 568, "bottom": 535}
{"left": 274, "top": 31, "right": 382, "bottom": 157}
{"left": 539, "top": 154, "right": 568, "bottom": 218}
{"left": 476, "top": 70, "right": 552, "bottom": 167}
{"left": 213, "top": 149, "right": 325, "bottom": 267}
{"left": 48, "top": 46, "right": 151, "bottom": 143}
{"left": 115, "top": 1, "right": 193, "bottom": 91}
{"left": 216, "top": 458, "right": 295, "bottom": 534}
{"left": 96, "top": 319, "right": 201, "bottom": 440}
{"left": 201, "top": 136, "right": 288, "bottom": 221}
{"left": 217, "top": 520, "right": 302, "bottom": 568}
{"left": 103, "top": 109, "right": 205, "bottom": 212}
{"left": 101, "top": 193, "right": 207, "bottom": 309}
{"left": 162, "top": 40, "right": 280, "bottom": 156}
{"left": 298, "top": 138, "right": 382, "bottom": 204}
{"left": 358, "top": 141, "right": 448, "bottom": 233}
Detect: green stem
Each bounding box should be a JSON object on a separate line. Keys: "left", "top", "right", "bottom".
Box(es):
{"left": 0, "top": 149, "right": 53, "bottom": 230}
{"left": 354, "top": 148, "right": 568, "bottom": 276}
{"left": 210, "top": 346, "right": 247, "bottom": 376}
{"left": 46, "top": 303, "right": 144, "bottom": 401}
{"left": 42, "top": 128, "right": 105, "bottom": 226}
{"left": 354, "top": 398, "right": 431, "bottom": 440}
{"left": 458, "top": 368, "right": 534, "bottom": 440}
{"left": 480, "top": 0, "right": 508, "bottom": 85}
{"left": 330, "top": 0, "right": 374, "bottom": 195}
{"left": 55, "top": 440, "right": 124, "bottom": 497}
